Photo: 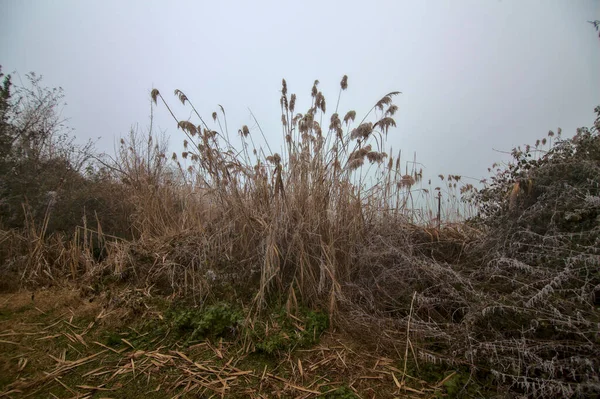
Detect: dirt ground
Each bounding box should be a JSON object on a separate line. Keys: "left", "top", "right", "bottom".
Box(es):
{"left": 0, "top": 286, "right": 454, "bottom": 399}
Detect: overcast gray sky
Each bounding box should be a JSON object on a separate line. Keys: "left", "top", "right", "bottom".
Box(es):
{"left": 1, "top": 0, "right": 599, "bottom": 183}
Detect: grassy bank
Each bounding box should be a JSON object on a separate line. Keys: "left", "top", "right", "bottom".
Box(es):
{"left": 0, "top": 286, "right": 475, "bottom": 398}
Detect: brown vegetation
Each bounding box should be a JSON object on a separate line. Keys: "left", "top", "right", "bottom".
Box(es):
{"left": 1, "top": 68, "right": 599, "bottom": 398}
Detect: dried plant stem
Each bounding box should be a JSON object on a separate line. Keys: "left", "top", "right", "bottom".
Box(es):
{"left": 401, "top": 291, "right": 417, "bottom": 387}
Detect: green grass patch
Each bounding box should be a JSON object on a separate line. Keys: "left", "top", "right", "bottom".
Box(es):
{"left": 251, "top": 306, "right": 329, "bottom": 355}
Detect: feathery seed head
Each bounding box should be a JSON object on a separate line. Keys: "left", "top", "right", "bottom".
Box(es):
{"left": 374, "top": 117, "right": 396, "bottom": 134}
{"left": 174, "top": 89, "right": 188, "bottom": 105}
{"left": 367, "top": 151, "right": 387, "bottom": 163}
{"left": 343, "top": 110, "right": 356, "bottom": 125}
{"left": 151, "top": 88, "right": 160, "bottom": 104}
{"left": 460, "top": 184, "right": 474, "bottom": 194}
{"left": 314, "top": 121, "right": 322, "bottom": 137}
{"left": 316, "top": 92, "right": 326, "bottom": 113}
{"left": 329, "top": 113, "right": 341, "bottom": 131}
{"left": 311, "top": 80, "right": 319, "bottom": 97}
{"left": 385, "top": 104, "right": 398, "bottom": 116}
{"left": 266, "top": 153, "right": 281, "bottom": 164}
{"left": 202, "top": 130, "right": 213, "bottom": 139}
{"left": 212, "top": 112, "right": 217, "bottom": 122}
{"left": 376, "top": 96, "right": 392, "bottom": 111}
{"left": 340, "top": 75, "right": 348, "bottom": 90}
{"left": 375, "top": 91, "right": 401, "bottom": 111}
{"left": 299, "top": 112, "right": 314, "bottom": 134}
{"left": 347, "top": 158, "right": 364, "bottom": 171}
{"left": 349, "top": 145, "right": 371, "bottom": 163}
{"left": 290, "top": 93, "right": 296, "bottom": 113}
{"left": 399, "top": 174, "right": 415, "bottom": 188}
{"left": 350, "top": 122, "right": 373, "bottom": 140}
{"left": 178, "top": 121, "right": 198, "bottom": 136}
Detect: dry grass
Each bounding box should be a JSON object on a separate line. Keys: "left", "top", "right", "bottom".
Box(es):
{"left": 0, "top": 287, "right": 455, "bottom": 398}
{"left": 143, "top": 77, "right": 423, "bottom": 314}
{"left": 1, "top": 77, "right": 599, "bottom": 398}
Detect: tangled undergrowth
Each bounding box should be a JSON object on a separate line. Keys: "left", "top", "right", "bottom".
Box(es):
{"left": 1, "top": 71, "right": 599, "bottom": 398}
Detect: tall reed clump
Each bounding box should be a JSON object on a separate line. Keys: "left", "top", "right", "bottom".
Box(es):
{"left": 145, "top": 77, "right": 600, "bottom": 397}
{"left": 145, "top": 76, "right": 422, "bottom": 314}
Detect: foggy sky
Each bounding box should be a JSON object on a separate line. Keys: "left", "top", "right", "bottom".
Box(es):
{"left": 1, "top": 0, "right": 599, "bottom": 185}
